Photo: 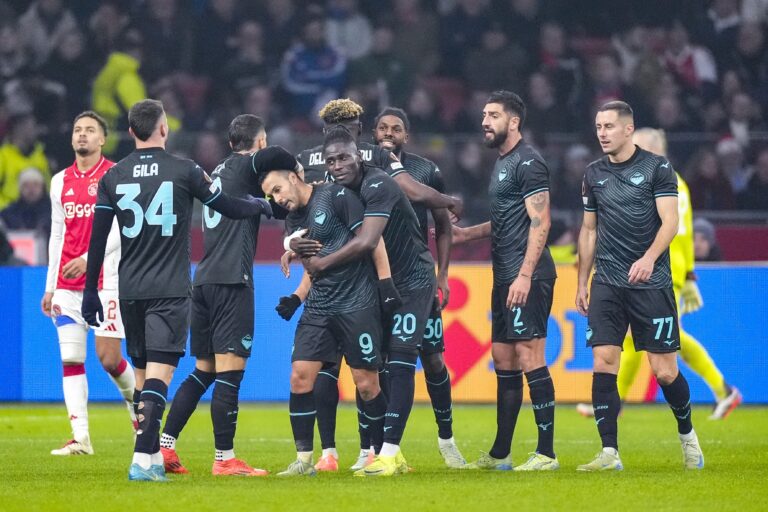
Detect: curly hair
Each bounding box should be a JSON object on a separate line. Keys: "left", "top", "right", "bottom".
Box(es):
{"left": 318, "top": 98, "right": 364, "bottom": 124}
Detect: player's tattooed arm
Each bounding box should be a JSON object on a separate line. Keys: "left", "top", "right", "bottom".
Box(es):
{"left": 576, "top": 211, "right": 598, "bottom": 315}
{"left": 508, "top": 191, "right": 551, "bottom": 308}
{"left": 393, "top": 172, "right": 464, "bottom": 220}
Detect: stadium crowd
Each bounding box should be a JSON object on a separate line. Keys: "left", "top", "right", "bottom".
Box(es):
{"left": 0, "top": 0, "right": 767, "bottom": 251}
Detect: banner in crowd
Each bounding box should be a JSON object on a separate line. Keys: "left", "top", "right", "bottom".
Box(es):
{"left": 0, "top": 264, "right": 765, "bottom": 404}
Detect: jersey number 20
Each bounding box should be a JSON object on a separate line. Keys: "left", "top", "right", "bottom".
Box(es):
{"left": 116, "top": 181, "right": 177, "bottom": 238}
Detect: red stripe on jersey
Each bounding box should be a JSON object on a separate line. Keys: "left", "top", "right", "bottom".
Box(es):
{"left": 56, "top": 157, "right": 114, "bottom": 291}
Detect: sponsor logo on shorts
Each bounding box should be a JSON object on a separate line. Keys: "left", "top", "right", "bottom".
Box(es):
{"left": 586, "top": 326, "right": 593, "bottom": 341}
{"left": 241, "top": 335, "right": 253, "bottom": 350}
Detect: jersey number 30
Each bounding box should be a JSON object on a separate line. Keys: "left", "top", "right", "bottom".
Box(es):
{"left": 116, "top": 181, "right": 177, "bottom": 238}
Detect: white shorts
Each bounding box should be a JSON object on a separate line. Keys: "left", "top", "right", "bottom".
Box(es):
{"left": 51, "top": 289, "right": 125, "bottom": 339}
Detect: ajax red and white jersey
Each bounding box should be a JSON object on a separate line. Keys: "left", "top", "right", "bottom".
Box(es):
{"left": 46, "top": 157, "right": 120, "bottom": 292}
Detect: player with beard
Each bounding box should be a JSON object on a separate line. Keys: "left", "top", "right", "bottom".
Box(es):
{"left": 453, "top": 91, "right": 559, "bottom": 471}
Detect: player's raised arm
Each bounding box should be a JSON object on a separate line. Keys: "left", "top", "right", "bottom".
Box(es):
{"left": 452, "top": 221, "right": 491, "bottom": 245}
{"left": 191, "top": 164, "right": 272, "bottom": 219}
{"left": 392, "top": 171, "right": 464, "bottom": 220}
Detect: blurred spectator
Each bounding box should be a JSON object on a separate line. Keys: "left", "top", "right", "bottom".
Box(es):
{"left": 693, "top": 217, "right": 722, "bottom": 261}
{"left": 218, "top": 20, "right": 272, "bottom": 98}
{"left": 502, "top": 0, "right": 544, "bottom": 53}
{"left": 407, "top": 86, "right": 444, "bottom": 133}
{"left": 525, "top": 72, "right": 565, "bottom": 141}
{"left": 0, "top": 113, "right": 50, "bottom": 209}
{"left": 730, "top": 23, "right": 767, "bottom": 108}
{"left": 91, "top": 28, "right": 146, "bottom": 156}
{"left": 348, "top": 25, "right": 414, "bottom": 107}
{"left": 134, "top": 0, "right": 194, "bottom": 80}
{"left": 552, "top": 143, "right": 593, "bottom": 211}
{"left": 726, "top": 92, "right": 765, "bottom": 147}
{"left": 440, "top": 0, "right": 491, "bottom": 76}
{"left": 686, "top": 148, "right": 735, "bottom": 209}
{"left": 280, "top": 15, "right": 347, "bottom": 120}
{"left": 453, "top": 89, "right": 489, "bottom": 133}
{"left": 0, "top": 23, "right": 31, "bottom": 83}
{"left": 259, "top": 0, "right": 299, "bottom": 60}
{"left": 44, "top": 31, "right": 94, "bottom": 121}
{"left": 448, "top": 139, "right": 489, "bottom": 224}
{"left": 17, "top": 0, "right": 78, "bottom": 68}
{"left": 738, "top": 146, "right": 768, "bottom": 210}
{"left": 716, "top": 137, "right": 752, "bottom": 194}
{"left": 537, "top": 22, "right": 585, "bottom": 120}
{"left": 742, "top": 0, "right": 768, "bottom": 23}
{"left": 391, "top": 0, "right": 440, "bottom": 78}
{"left": 195, "top": 0, "right": 239, "bottom": 77}
{"left": 326, "top": 0, "right": 373, "bottom": 61}
{"left": 192, "top": 132, "right": 226, "bottom": 172}
{"left": 463, "top": 21, "right": 528, "bottom": 93}
{"left": 0, "top": 167, "right": 50, "bottom": 235}
{"left": 664, "top": 21, "right": 719, "bottom": 101}
{"left": 87, "top": 1, "right": 129, "bottom": 62}
{"left": 703, "top": 0, "right": 742, "bottom": 69}
{"left": 586, "top": 53, "right": 649, "bottom": 122}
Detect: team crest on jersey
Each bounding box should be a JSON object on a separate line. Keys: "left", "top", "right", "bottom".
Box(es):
{"left": 630, "top": 172, "right": 645, "bottom": 185}
{"left": 498, "top": 168, "right": 508, "bottom": 181}
{"left": 87, "top": 183, "right": 98, "bottom": 196}
{"left": 314, "top": 210, "right": 327, "bottom": 225}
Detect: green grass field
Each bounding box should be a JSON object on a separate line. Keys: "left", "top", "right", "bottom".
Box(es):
{"left": 2, "top": 403, "right": 766, "bottom": 511}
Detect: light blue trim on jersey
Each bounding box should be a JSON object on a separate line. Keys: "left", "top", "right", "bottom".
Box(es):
{"left": 389, "top": 169, "right": 406, "bottom": 178}
{"left": 349, "top": 221, "right": 363, "bottom": 231}
{"left": 523, "top": 187, "right": 549, "bottom": 199}
{"left": 94, "top": 204, "right": 113, "bottom": 211}
{"left": 202, "top": 189, "right": 222, "bottom": 205}
{"left": 389, "top": 360, "right": 417, "bottom": 368}
{"left": 140, "top": 390, "right": 167, "bottom": 404}
{"left": 364, "top": 212, "right": 390, "bottom": 218}
{"left": 318, "top": 371, "right": 339, "bottom": 381}
{"left": 289, "top": 410, "right": 317, "bottom": 416}
{"left": 215, "top": 378, "right": 238, "bottom": 388}
{"left": 54, "top": 315, "right": 77, "bottom": 327}
{"left": 654, "top": 193, "right": 678, "bottom": 198}
{"left": 583, "top": 207, "right": 597, "bottom": 212}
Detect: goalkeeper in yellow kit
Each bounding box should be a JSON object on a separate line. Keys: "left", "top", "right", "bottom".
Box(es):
{"left": 578, "top": 128, "right": 742, "bottom": 420}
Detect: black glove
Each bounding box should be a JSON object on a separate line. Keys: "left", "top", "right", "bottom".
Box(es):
{"left": 81, "top": 288, "right": 104, "bottom": 327}
{"left": 276, "top": 294, "right": 302, "bottom": 321}
{"left": 246, "top": 195, "right": 273, "bottom": 219}
{"left": 378, "top": 278, "right": 402, "bottom": 316}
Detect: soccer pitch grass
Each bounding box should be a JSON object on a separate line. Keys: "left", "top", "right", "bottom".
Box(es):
{"left": 2, "top": 403, "right": 766, "bottom": 511}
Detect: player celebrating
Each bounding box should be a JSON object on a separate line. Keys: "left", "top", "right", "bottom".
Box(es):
{"left": 372, "top": 107, "right": 465, "bottom": 468}
{"left": 576, "top": 101, "right": 704, "bottom": 471}
{"left": 81, "top": 99, "right": 272, "bottom": 482}
{"left": 158, "top": 115, "right": 271, "bottom": 477}
{"left": 576, "top": 128, "right": 741, "bottom": 420}
{"left": 292, "top": 98, "right": 462, "bottom": 472}
{"left": 256, "top": 146, "right": 388, "bottom": 477}
{"left": 43, "top": 111, "right": 137, "bottom": 456}
{"left": 452, "top": 91, "right": 558, "bottom": 471}
{"left": 294, "top": 126, "right": 437, "bottom": 477}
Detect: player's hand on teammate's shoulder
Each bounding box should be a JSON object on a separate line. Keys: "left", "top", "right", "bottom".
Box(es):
{"left": 61, "top": 257, "right": 87, "bottom": 279}
{"left": 575, "top": 286, "right": 589, "bottom": 316}
{"left": 628, "top": 255, "right": 654, "bottom": 284}
{"left": 290, "top": 236, "right": 323, "bottom": 257}
{"left": 40, "top": 292, "right": 53, "bottom": 317}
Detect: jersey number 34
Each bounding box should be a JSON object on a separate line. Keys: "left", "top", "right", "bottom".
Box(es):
{"left": 116, "top": 181, "right": 177, "bottom": 238}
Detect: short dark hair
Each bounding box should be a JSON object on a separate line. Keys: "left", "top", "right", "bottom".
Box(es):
{"left": 375, "top": 107, "right": 410, "bottom": 132}
{"left": 323, "top": 125, "right": 357, "bottom": 153}
{"left": 487, "top": 90, "right": 526, "bottom": 128}
{"left": 74, "top": 110, "right": 108, "bottom": 137}
{"left": 228, "top": 114, "right": 265, "bottom": 152}
{"left": 128, "top": 99, "right": 164, "bottom": 141}
{"left": 252, "top": 145, "right": 300, "bottom": 185}
{"left": 598, "top": 100, "right": 634, "bottom": 119}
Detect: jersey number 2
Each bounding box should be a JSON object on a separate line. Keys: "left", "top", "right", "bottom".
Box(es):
{"left": 116, "top": 182, "right": 177, "bottom": 238}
